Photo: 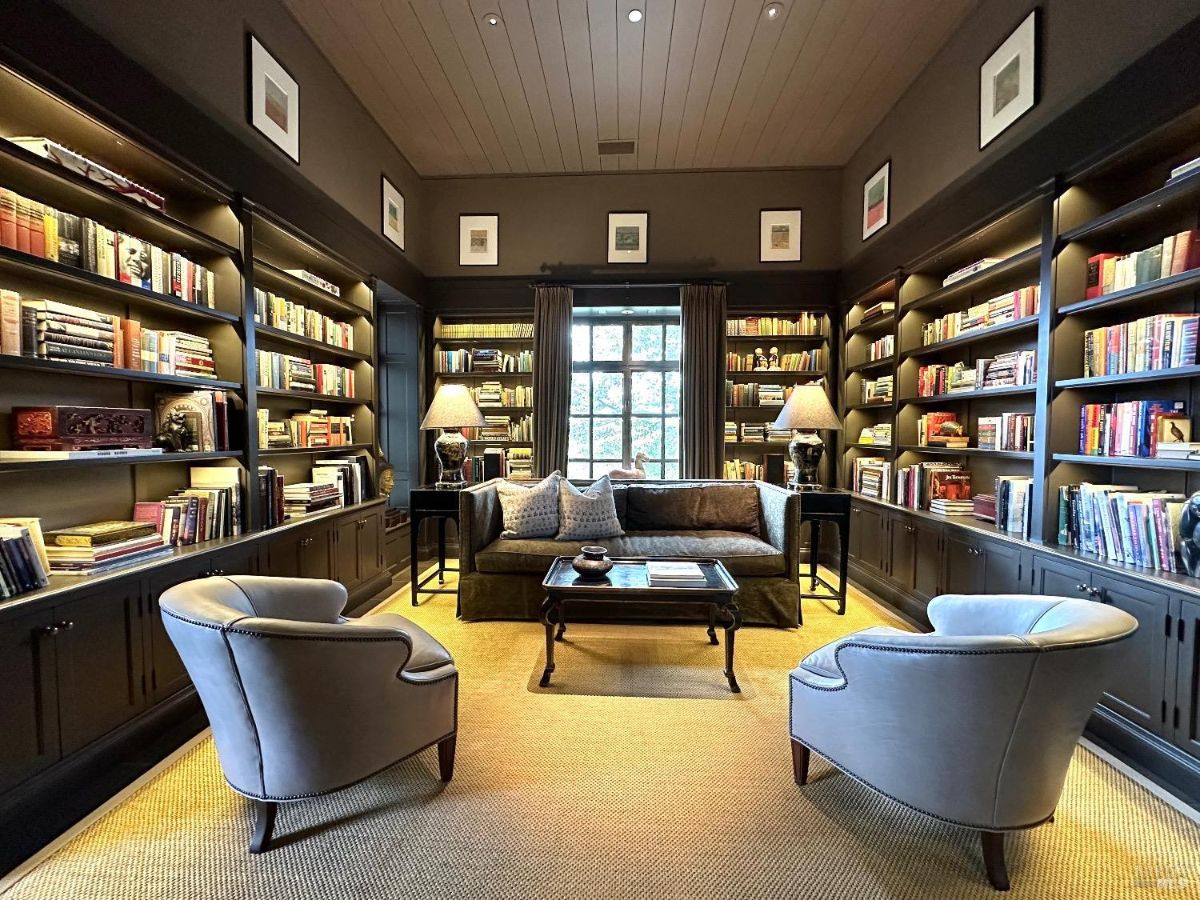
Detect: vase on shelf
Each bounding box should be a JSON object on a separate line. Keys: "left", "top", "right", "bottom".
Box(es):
{"left": 571, "top": 546, "right": 613, "bottom": 581}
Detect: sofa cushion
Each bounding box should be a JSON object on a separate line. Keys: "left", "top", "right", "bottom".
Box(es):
{"left": 475, "top": 530, "right": 785, "bottom": 577}
{"left": 497, "top": 472, "right": 560, "bottom": 539}
{"left": 624, "top": 483, "right": 760, "bottom": 535}
{"left": 797, "top": 626, "right": 910, "bottom": 679}
{"left": 557, "top": 475, "right": 624, "bottom": 540}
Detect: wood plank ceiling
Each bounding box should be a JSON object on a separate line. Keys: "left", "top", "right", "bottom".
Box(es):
{"left": 284, "top": 0, "right": 975, "bottom": 176}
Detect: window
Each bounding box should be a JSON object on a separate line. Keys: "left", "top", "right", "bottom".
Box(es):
{"left": 569, "top": 317, "right": 681, "bottom": 480}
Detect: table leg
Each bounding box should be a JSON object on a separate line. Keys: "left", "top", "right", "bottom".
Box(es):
{"left": 724, "top": 602, "right": 742, "bottom": 693}
{"left": 538, "top": 597, "right": 557, "bottom": 687}
{"left": 706, "top": 604, "right": 719, "bottom": 645}
{"left": 809, "top": 521, "right": 821, "bottom": 591}
{"left": 437, "top": 517, "right": 447, "bottom": 584}
{"left": 837, "top": 514, "right": 850, "bottom": 616}
{"left": 555, "top": 601, "right": 567, "bottom": 641}
{"left": 410, "top": 514, "right": 420, "bottom": 606}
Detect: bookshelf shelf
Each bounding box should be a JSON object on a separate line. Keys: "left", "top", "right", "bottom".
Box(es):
{"left": 255, "top": 387, "right": 372, "bottom": 407}
{"left": 254, "top": 324, "right": 372, "bottom": 362}
{"left": 1056, "top": 267, "right": 1200, "bottom": 317}
{"left": 1051, "top": 453, "right": 1200, "bottom": 471}
{"left": 846, "top": 357, "right": 895, "bottom": 374}
{"left": 900, "top": 385, "right": 1037, "bottom": 404}
{"left": 897, "top": 445, "right": 1034, "bottom": 460}
{"left": 724, "top": 369, "right": 826, "bottom": 379}
{"left": 433, "top": 371, "right": 533, "bottom": 379}
{"left": 476, "top": 405, "right": 534, "bottom": 413}
{"left": 903, "top": 317, "right": 1038, "bottom": 358}
{"left": 0, "top": 450, "right": 241, "bottom": 475}
{"left": 0, "top": 354, "right": 241, "bottom": 390}
{"left": 726, "top": 333, "right": 826, "bottom": 342}
{"left": 258, "top": 442, "right": 374, "bottom": 457}
{"left": 1055, "top": 365, "right": 1200, "bottom": 389}
{"left": 1060, "top": 168, "right": 1200, "bottom": 244}
{"left": 432, "top": 335, "right": 533, "bottom": 345}
{"left": 846, "top": 399, "right": 894, "bottom": 411}
{"left": 843, "top": 442, "right": 896, "bottom": 452}
{"left": 845, "top": 312, "right": 895, "bottom": 337}
{"left": 903, "top": 247, "right": 1041, "bottom": 313}
{"left": 253, "top": 258, "right": 372, "bottom": 322}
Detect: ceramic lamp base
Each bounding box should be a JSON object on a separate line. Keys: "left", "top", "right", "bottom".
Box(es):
{"left": 788, "top": 431, "right": 825, "bottom": 487}
{"left": 434, "top": 429, "right": 470, "bottom": 490}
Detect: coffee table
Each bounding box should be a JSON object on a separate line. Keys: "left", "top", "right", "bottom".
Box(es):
{"left": 538, "top": 556, "right": 743, "bottom": 692}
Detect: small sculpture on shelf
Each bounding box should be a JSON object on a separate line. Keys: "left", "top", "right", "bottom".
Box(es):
{"left": 609, "top": 451, "right": 648, "bottom": 481}
{"left": 153, "top": 410, "right": 194, "bottom": 453}
{"left": 753, "top": 347, "right": 769, "bottom": 371}
{"left": 1178, "top": 492, "right": 1200, "bottom": 577}
{"left": 768, "top": 346, "right": 780, "bottom": 370}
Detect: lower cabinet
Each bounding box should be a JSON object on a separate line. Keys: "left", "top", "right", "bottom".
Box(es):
{"left": 942, "top": 531, "right": 1027, "bottom": 596}
{"left": 850, "top": 503, "right": 887, "bottom": 573}
{"left": 913, "top": 518, "right": 943, "bottom": 601}
{"left": 335, "top": 509, "right": 385, "bottom": 594}
{"left": 0, "top": 609, "right": 59, "bottom": 795}
{"left": 1092, "top": 574, "right": 1172, "bottom": 737}
{"left": 888, "top": 516, "right": 916, "bottom": 590}
{"left": 1176, "top": 597, "right": 1200, "bottom": 759}
{"left": 144, "top": 554, "right": 217, "bottom": 703}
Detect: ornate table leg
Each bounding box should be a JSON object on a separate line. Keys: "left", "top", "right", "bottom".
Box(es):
{"left": 538, "top": 596, "right": 558, "bottom": 687}
{"left": 555, "top": 601, "right": 567, "bottom": 641}
{"left": 436, "top": 517, "right": 447, "bottom": 584}
{"left": 706, "top": 604, "right": 719, "bottom": 645}
{"left": 723, "top": 600, "right": 742, "bottom": 693}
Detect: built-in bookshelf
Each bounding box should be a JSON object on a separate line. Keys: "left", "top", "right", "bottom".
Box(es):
{"left": 840, "top": 277, "right": 899, "bottom": 494}
{"left": 724, "top": 310, "right": 832, "bottom": 484}
{"left": 0, "top": 60, "right": 380, "bottom": 598}
{"left": 429, "top": 313, "right": 535, "bottom": 482}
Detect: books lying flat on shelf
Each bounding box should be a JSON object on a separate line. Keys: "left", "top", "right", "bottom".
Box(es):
{"left": 1085, "top": 232, "right": 1200, "bottom": 299}
{"left": 860, "top": 375, "right": 893, "bottom": 404}
{"left": 437, "top": 322, "right": 533, "bottom": 339}
{"left": 646, "top": 560, "right": 707, "bottom": 587}
{"left": 1168, "top": 156, "right": 1200, "bottom": 183}
{"left": 0, "top": 447, "right": 164, "bottom": 461}
{"left": 1057, "top": 483, "right": 1185, "bottom": 572}
{"left": 0, "top": 520, "right": 50, "bottom": 597}
{"left": 918, "top": 412, "right": 968, "bottom": 447}
{"left": 727, "top": 313, "right": 822, "bottom": 337}
{"left": 921, "top": 286, "right": 1040, "bottom": 346}
{"left": 1082, "top": 314, "right": 1199, "bottom": 377}
{"left": 725, "top": 381, "right": 796, "bottom": 407}
{"left": 463, "top": 413, "right": 533, "bottom": 443}
{"left": 44, "top": 520, "right": 157, "bottom": 546}
{"left": 7, "top": 137, "right": 165, "bottom": 210}
{"left": 930, "top": 498, "right": 975, "bottom": 516}
{"left": 1155, "top": 442, "right": 1200, "bottom": 460}
{"left": 283, "top": 482, "right": 342, "bottom": 517}
{"left": 254, "top": 288, "right": 354, "bottom": 349}
{"left": 43, "top": 534, "right": 171, "bottom": 574}
{"left": 860, "top": 300, "right": 895, "bottom": 323}
{"left": 284, "top": 269, "right": 340, "bottom": 297}
{"left": 856, "top": 423, "right": 892, "bottom": 445}
{"left": 943, "top": 257, "right": 1004, "bottom": 286}
{"left": 1079, "top": 400, "right": 1186, "bottom": 457}
{"left": 473, "top": 382, "right": 532, "bottom": 407}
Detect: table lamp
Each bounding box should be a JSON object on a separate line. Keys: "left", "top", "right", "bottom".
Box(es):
{"left": 420, "top": 384, "right": 487, "bottom": 489}
{"left": 772, "top": 384, "right": 842, "bottom": 488}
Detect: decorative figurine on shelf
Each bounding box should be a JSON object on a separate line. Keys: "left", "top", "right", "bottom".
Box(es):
{"left": 768, "top": 346, "right": 780, "bottom": 370}
{"left": 377, "top": 459, "right": 395, "bottom": 499}
{"left": 1178, "top": 492, "right": 1200, "bottom": 577}
{"left": 609, "top": 451, "right": 648, "bottom": 480}
{"left": 153, "top": 410, "right": 193, "bottom": 452}
{"left": 753, "top": 347, "right": 769, "bottom": 371}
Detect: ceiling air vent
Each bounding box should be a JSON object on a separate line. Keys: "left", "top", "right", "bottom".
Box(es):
{"left": 597, "top": 140, "right": 636, "bottom": 156}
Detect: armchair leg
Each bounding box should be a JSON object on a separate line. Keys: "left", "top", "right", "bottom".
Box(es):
{"left": 438, "top": 735, "right": 457, "bottom": 783}
{"left": 980, "top": 831, "right": 1010, "bottom": 891}
{"left": 249, "top": 800, "right": 277, "bottom": 854}
{"left": 791, "top": 739, "right": 811, "bottom": 786}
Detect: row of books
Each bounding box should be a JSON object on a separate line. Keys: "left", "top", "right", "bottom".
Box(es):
{"left": 463, "top": 447, "right": 533, "bottom": 482}
{"left": 868, "top": 334, "right": 894, "bottom": 361}
{"left": 257, "top": 457, "right": 370, "bottom": 525}
{"left": 724, "top": 422, "right": 798, "bottom": 443}
{"left": 916, "top": 351, "right": 1036, "bottom": 396}
{"left": 133, "top": 468, "right": 243, "bottom": 548}
{"left": 1084, "top": 230, "right": 1200, "bottom": 299}
{"left": 855, "top": 424, "right": 892, "bottom": 445}
{"left": 851, "top": 457, "right": 891, "bottom": 500}
{"left": 860, "top": 300, "right": 895, "bottom": 323}
{"left": 286, "top": 269, "right": 340, "bottom": 298}
{"left": 726, "top": 314, "right": 823, "bottom": 336}
{"left": 436, "top": 322, "right": 533, "bottom": 339}
{"left": 1, "top": 293, "right": 216, "bottom": 377}
{"left": 978, "top": 413, "right": 1034, "bottom": 452}
{"left": 0, "top": 518, "right": 50, "bottom": 598}
{"left": 435, "top": 349, "right": 533, "bottom": 373}
{"left": 0, "top": 186, "right": 216, "bottom": 306}
{"left": 861, "top": 375, "right": 893, "bottom": 404}
{"left": 722, "top": 457, "right": 795, "bottom": 483}
{"left": 1078, "top": 400, "right": 1187, "bottom": 458}
{"left": 725, "top": 382, "right": 794, "bottom": 407}
{"left": 256, "top": 408, "right": 356, "bottom": 450}
{"left": 256, "top": 350, "right": 356, "bottom": 397}
{"left": 725, "top": 349, "right": 822, "bottom": 372}
{"left": 1081, "top": 313, "right": 1199, "bottom": 377}
{"left": 920, "top": 285, "right": 1040, "bottom": 346}
{"left": 462, "top": 413, "right": 533, "bottom": 442}
{"left": 1058, "top": 483, "right": 1185, "bottom": 572}
{"left": 895, "top": 463, "right": 972, "bottom": 512}
{"left": 473, "top": 382, "right": 532, "bottom": 407}
{"left": 254, "top": 288, "right": 354, "bottom": 350}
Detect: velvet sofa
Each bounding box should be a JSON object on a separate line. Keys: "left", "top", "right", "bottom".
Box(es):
{"left": 457, "top": 479, "right": 801, "bottom": 627}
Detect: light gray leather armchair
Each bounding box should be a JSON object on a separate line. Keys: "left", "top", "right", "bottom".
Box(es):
{"left": 789, "top": 594, "right": 1137, "bottom": 890}
{"left": 160, "top": 575, "right": 458, "bottom": 853}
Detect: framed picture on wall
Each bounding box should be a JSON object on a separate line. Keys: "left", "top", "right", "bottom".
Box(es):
{"left": 607, "top": 211, "right": 648, "bottom": 264}
{"left": 247, "top": 34, "right": 299, "bottom": 163}
{"left": 759, "top": 209, "right": 802, "bottom": 262}
{"left": 862, "top": 161, "right": 890, "bottom": 241}
{"left": 459, "top": 214, "right": 498, "bottom": 266}
{"left": 979, "top": 10, "right": 1038, "bottom": 149}
{"left": 382, "top": 176, "right": 405, "bottom": 250}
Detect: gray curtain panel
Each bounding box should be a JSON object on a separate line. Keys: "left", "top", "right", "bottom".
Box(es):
{"left": 680, "top": 283, "right": 727, "bottom": 479}
{"left": 533, "top": 284, "right": 573, "bottom": 477}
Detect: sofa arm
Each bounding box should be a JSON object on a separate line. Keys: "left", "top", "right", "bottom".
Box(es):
{"left": 756, "top": 481, "right": 800, "bottom": 583}
{"left": 459, "top": 480, "right": 503, "bottom": 575}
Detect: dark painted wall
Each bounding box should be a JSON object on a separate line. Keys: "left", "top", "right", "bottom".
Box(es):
{"left": 423, "top": 168, "right": 842, "bottom": 278}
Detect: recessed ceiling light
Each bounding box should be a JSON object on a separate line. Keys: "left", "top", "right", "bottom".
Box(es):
{"left": 764, "top": 2, "right": 784, "bottom": 20}
{"left": 483, "top": 12, "right": 501, "bottom": 26}
{"left": 627, "top": 9, "right": 643, "bottom": 23}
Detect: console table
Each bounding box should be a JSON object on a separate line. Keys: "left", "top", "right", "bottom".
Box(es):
{"left": 409, "top": 487, "right": 460, "bottom": 611}
{"left": 794, "top": 487, "right": 851, "bottom": 617}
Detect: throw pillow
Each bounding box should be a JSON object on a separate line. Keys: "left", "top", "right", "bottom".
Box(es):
{"left": 557, "top": 475, "right": 624, "bottom": 541}
{"left": 497, "top": 472, "right": 561, "bottom": 539}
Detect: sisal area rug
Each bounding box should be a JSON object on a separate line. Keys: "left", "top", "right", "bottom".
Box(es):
{"left": 3, "top": 570, "right": 1198, "bottom": 899}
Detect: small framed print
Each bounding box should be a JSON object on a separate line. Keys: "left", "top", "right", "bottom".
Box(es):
{"left": 247, "top": 34, "right": 299, "bottom": 163}
{"left": 459, "top": 214, "right": 498, "bottom": 266}
{"left": 759, "top": 209, "right": 802, "bottom": 262}
{"left": 382, "top": 176, "right": 405, "bottom": 251}
{"left": 1157, "top": 414, "right": 1191, "bottom": 445}
{"left": 980, "top": 10, "right": 1038, "bottom": 149}
{"left": 862, "top": 160, "right": 890, "bottom": 241}
{"left": 607, "top": 211, "right": 648, "bottom": 264}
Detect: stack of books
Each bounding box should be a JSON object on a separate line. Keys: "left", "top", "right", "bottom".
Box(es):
{"left": 473, "top": 382, "right": 533, "bottom": 407}
{"left": 981, "top": 351, "right": 1037, "bottom": 388}
{"left": 314, "top": 457, "right": 368, "bottom": 505}
{"left": 861, "top": 376, "right": 892, "bottom": 403}
{"left": 1057, "top": 483, "right": 1185, "bottom": 572}
{"left": 283, "top": 482, "right": 342, "bottom": 518}
{"left": 724, "top": 421, "right": 738, "bottom": 443}
{"left": 0, "top": 518, "right": 50, "bottom": 597}
{"left": 758, "top": 385, "right": 786, "bottom": 406}
{"left": 943, "top": 257, "right": 1004, "bottom": 286}
{"left": 860, "top": 300, "right": 895, "bottom": 322}
{"left": 254, "top": 288, "right": 354, "bottom": 349}
{"left": 14, "top": 297, "right": 116, "bottom": 365}
{"left": 646, "top": 560, "right": 707, "bottom": 587}
{"left": 284, "top": 269, "right": 340, "bottom": 297}
{"left": 930, "top": 497, "right": 975, "bottom": 516}
{"left": 1081, "top": 314, "right": 1199, "bottom": 377}
{"left": 42, "top": 521, "right": 171, "bottom": 575}
{"left": 852, "top": 457, "right": 892, "bottom": 500}
{"left": 1085, "top": 231, "right": 1200, "bottom": 298}
{"left": 856, "top": 423, "right": 892, "bottom": 445}
{"left": 464, "top": 416, "right": 514, "bottom": 443}
{"left": 507, "top": 447, "right": 534, "bottom": 479}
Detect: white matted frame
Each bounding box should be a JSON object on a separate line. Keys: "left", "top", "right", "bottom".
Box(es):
{"left": 862, "top": 161, "right": 890, "bottom": 241}
{"left": 980, "top": 10, "right": 1038, "bottom": 149}
{"left": 607, "top": 211, "right": 648, "bottom": 264}
{"left": 459, "top": 214, "right": 498, "bottom": 266}
{"left": 247, "top": 35, "right": 299, "bottom": 163}
{"left": 382, "top": 176, "right": 405, "bottom": 251}
{"left": 759, "top": 209, "right": 802, "bottom": 262}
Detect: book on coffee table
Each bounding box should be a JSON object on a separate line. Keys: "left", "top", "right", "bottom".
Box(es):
{"left": 646, "top": 561, "right": 707, "bottom": 587}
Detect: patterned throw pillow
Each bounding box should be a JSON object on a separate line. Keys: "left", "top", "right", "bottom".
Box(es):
{"left": 557, "top": 475, "right": 624, "bottom": 541}
{"left": 497, "top": 472, "right": 561, "bottom": 539}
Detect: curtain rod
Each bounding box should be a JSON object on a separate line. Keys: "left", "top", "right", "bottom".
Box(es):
{"left": 528, "top": 280, "right": 727, "bottom": 289}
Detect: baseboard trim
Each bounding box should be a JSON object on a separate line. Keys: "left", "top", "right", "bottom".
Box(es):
{"left": 1085, "top": 707, "right": 1200, "bottom": 811}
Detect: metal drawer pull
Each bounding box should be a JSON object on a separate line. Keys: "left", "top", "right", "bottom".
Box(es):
{"left": 36, "top": 624, "right": 60, "bottom": 637}
{"left": 53, "top": 621, "right": 74, "bottom": 631}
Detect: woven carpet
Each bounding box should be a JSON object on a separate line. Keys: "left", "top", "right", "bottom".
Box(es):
{"left": 3, "top": 569, "right": 1198, "bottom": 899}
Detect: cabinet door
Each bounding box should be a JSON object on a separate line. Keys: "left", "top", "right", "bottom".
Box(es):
{"left": 942, "top": 532, "right": 984, "bottom": 594}
{"left": 981, "top": 540, "right": 1028, "bottom": 595}
{"left": 913, "top": 519, "right": 943, "bottom": 601}
{"left": 888, "top": 516, "right": 916, "bottom": 589}
{"left": 1175, "top": 596, "right": 1200, "bottom": 759}
{"left": 54, "top": 583, "right": 146, "bottom": 755}
{"left": 848, "top": 506, "right": 864, "bottom": 562}
{"left": 1092, "top": 573, "right": 1171, "bottom": 736}
{"left": 335, "top": 518, "right": 362, "bottom": 588}
{"left": 0, "top": 610, "right": 60, "bottom": 794}
{"left": 1032, "top": 554, "right": 1092, "bottom": 599}
{"left": 144, "top": 555, "right": 213, "bottom": 702}
{"left": 360, "top": 510, "right": 384, "bottom": 582}
{"left": 299, "top": 525, "right": 334, "bottom": 581}
{"left": 209, "top": 544, "right": 260, "bottom": 577}
{"left": 854, "top": 505, "right": 887, "bottom": 573}
{"left": 264, "top": 531, "right": 301, "bottom": 576}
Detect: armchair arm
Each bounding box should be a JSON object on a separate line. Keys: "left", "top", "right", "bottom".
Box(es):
{"left": 459, "top": 480, "right": 503, "bottom": 575}
{"left": 756, "top": 481, "right": 800, "bottom": 582}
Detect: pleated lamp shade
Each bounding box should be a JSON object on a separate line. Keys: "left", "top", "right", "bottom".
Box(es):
{"left": 420, "top": 384, "right": 486, "bottom": 429}
{"left": 772, "top": 384, "right": 842, "bottom": 431}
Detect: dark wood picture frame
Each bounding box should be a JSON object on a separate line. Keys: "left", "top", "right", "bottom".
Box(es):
{"left": 607, "top": 210, "right": 649, "bottom": 265}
